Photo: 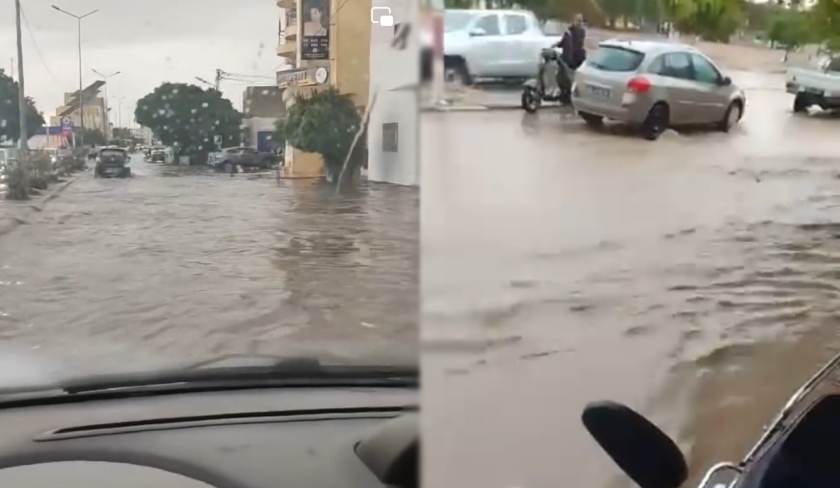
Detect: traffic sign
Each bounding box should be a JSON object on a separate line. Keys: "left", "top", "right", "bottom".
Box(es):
{"left": 60, "top": 117, "right": 74, "bottom": 135}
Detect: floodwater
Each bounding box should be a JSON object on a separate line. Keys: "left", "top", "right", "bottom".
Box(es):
{"left": 0, "top": 158, "right": 418, "bottom": 373}
{"left": 422, "top": 71, "right": 840, "bottom": 488}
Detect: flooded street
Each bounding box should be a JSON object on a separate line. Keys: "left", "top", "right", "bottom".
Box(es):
{"left": 0, "top": 157, "right": 418, "bottom": 371}
{"left": 422, "top": 71, "right": 840, "bottom": 488}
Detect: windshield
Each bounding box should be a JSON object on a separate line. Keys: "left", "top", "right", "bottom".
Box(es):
{"left": 0, "top": 0, "right": 417, "bottom": 390}
{"left": 445, "top": 11, "right": 476, "bottom": 32}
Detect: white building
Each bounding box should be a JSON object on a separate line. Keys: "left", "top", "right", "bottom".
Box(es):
{"left": 366, "top": 0, "right": 419, "bottom": 186}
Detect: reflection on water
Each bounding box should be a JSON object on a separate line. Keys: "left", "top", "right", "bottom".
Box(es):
{"left": 0, "top": 159, "right": 418, "bottom": 373}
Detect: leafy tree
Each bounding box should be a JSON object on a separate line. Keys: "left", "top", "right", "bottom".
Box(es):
{"left": 767, "top": 10, "right": 813, "bottom": 52}
{"left": 283, "top": 87, "right": 363, "bottom": 183}
{"left": 812, "top": 0, "right": 840, "bottom": 51}
{"left": 0, "top": 69, "right": 45, "bottom": 145}
{"left": 72, "top": 128, "right": 106, "bottom": 147}
{"left": 134, "top": 83, "right": 242, "bottom": 156}
{"left": 444, "top": 0, "right": 473, "bottom": 8}
{"left": 273, "top": 118, "right": 286, "bottom": 152}
{"left": 112, "top": 127, "right": 133, "bottom": 139}
{"left": 672, "top": 0, "right": 743, "bottom": 42}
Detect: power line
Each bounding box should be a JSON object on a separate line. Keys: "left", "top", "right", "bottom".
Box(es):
{"left": 20, "top": 5, "right": 59, "bottom": 84}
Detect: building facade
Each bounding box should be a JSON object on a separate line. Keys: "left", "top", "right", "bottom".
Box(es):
{"left": 275, "top": 0, "right": 372, "bottom": 178}
{"left": 366, "top": 0, "right": 420, "bottom": 186}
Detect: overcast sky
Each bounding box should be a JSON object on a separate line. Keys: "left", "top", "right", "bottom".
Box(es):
{"left": 0, "top": 0, "right": 282, "bottom": 127}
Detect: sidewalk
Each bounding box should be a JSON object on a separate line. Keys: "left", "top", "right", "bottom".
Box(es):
{"left": 421, "top": 85, "right": 521, "bottom": 112}
{"left": 0, "top": 172, "right": 84, "bottom": 237}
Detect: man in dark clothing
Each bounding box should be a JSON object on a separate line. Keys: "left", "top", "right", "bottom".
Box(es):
{"left": 552, "top": 14, "right": 586, "bottom": 101}
{"left": 563, "top": 14, "right": 587, "bottom": 69}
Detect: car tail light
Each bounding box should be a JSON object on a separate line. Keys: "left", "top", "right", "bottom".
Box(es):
{"left": 627, "top": 76, "right": 651, "bottom": 93}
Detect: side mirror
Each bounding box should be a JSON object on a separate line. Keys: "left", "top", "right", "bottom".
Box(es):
{"left": 720, "top": 76, "right": 732, "bottom": 86}
{"left": 582, "top": 401, "right": 688, "bottom": 488}
{"left": 468, "top": 27, "right": 487, "bottom": 37}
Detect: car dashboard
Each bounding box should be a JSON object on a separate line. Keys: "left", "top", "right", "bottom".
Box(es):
{"left": 0, "top": 385, "right": 418, "bottom": 488}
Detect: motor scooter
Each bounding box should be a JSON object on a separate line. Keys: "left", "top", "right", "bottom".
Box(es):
{"left": 521, "top": 47, "right": 574, "bottom": 113}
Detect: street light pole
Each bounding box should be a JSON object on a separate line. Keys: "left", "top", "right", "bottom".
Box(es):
{"left": 93, "top": 69, "right": 120, "bottom": 141}
{"left": 52, "top": 5, "right": 98, "bottom": 147}
{"left": 113, "top": 96, "right": 125, "bottom": 129}
{"left": 14, "top": 0, "right": 28, "bottom": 153}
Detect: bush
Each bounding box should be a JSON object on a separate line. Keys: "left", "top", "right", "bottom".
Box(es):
{"left": 284, "top": 87, "right": 364, "bottom": 184}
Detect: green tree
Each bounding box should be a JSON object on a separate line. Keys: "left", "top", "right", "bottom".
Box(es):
{"left": 0, "top": 69, "right": 46, "bottom": 145}
{"left": 73, "top": 128, "right": 106, "bottom": 147}
{"left": 134, "top": 83, "right": 242, "bottom": 156}
{"left": 767, "top": 11, "right": 812, "bottom": 51}
{"left": 283, "top": 88, "right": 363, "bottom": 184}
{"left": 444, "top": 0, "right": 474, "bottom": 8}
{"left": 812, "top": 0, "right": 840, "bottom": 51}
{"left": 672, "top": 0, "right": 743, "bottom": 42}
{"left": 273, "top": 118, "right": 286, "bottom": 152}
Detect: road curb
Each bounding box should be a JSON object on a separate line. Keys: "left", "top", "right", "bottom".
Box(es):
{"left": 0, "top": 172, "right": 84, "bottom": 238}
{"left": 422, "top": 104, "right": 521, "bottom": 112}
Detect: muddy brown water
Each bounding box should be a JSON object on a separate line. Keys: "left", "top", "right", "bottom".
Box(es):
{"left": 422, "top": 71, "right": 840, "bottom": 488}
{"left": 0, "top": 158, "right": 418, "bottom": 375}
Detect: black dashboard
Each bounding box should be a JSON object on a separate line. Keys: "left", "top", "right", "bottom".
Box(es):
{"left": 0, "top": 385, "right": 418, "bottom": 488}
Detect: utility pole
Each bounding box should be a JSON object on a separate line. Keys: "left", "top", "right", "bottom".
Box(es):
{"left": 14, "top": 0, "right": 28, "bottom": 153}
{"left": 214, "top": 69, "right": 222, "bottom": 91}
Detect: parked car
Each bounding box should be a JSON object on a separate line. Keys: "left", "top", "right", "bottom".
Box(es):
{"left": 571, "top": 39, "right": 746, "bottom": 140}
{"left": 93, "top": 146, "right": 131, "bottom": 178}
{"left": 208, "top": 146, "right": 277, "bottom": 173}
{"left": 443, "top": 9, "right": 562, "bottom": 85}
{"left": 785, "top": 55, "right": 840, "bottom": 113}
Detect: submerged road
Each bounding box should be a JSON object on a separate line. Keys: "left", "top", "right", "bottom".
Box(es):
{"left": 0, "top": 157, "right": 418, "bottom": 374}
{"left": 422, "top": 70, "right": 840, "bottom": 488}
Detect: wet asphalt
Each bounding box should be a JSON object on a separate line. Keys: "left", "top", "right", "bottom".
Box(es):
{"left": 422, "top": 70, "right": 840, "bottom": 488}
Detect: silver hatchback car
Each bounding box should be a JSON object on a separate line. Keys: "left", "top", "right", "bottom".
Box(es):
{"left": 571, "top": 39, "right": 746, "bottom": 140}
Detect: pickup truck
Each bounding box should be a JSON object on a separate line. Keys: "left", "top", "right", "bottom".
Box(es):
{"left": 443, "top": 9, "right": 563, "bottom": 85}
{"left": 785, "top": 55, "right": 840, "bottom": 113}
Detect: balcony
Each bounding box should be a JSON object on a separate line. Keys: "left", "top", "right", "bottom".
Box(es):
{"left": 277, "top": 41, "right": 296, "bottom": 58}
{"left": 276, "top": 0, "right": 295, "bottom": 8}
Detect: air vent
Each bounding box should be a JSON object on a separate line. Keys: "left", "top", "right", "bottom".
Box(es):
{"left": 35, "top": 406, "right": 414, "bottom": 441}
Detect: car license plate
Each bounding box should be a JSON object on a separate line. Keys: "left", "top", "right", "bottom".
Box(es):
{"left": 588, "top": 85, "right": 611, "bottom": 99}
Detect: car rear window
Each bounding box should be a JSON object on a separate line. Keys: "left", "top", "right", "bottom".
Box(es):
{"left": 588, "top": 46, "right": 645, "bottom": 72}
{"left": 100, "top": 149, "right": 125, "bottom": 157}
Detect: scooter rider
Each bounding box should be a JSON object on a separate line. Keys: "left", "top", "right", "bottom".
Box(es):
{"left": 552, "top": 14, "right": 587, "bottom": 98}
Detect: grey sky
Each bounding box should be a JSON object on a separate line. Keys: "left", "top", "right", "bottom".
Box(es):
{"left": 1, "top": 0, "right": 282, "bottom": 127}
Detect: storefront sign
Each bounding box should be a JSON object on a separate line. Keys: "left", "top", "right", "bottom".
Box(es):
{"left": 276, "top": 67, "right": 330, "bottom": 87}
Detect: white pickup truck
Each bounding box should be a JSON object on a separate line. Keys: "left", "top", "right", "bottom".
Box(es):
{"left": 443, "top": 9, "right": 563, "bottom": 85}
{"left": 785, "top": 56, "right": 840, "bottom": 113}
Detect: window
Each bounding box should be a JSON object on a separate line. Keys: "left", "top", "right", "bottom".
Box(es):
{"left": 383, "top": 123, "right": 399, "bottom": 153}
{"left": 587, "top": 46, "right": 645, "bottom": 72}
{"left": 661, "top": 53, "right": 693, "bottom": 80}
{"left": 444, "top": 11, "right": 475, "bottom": 33}
{"left": 474, "top": 15, "right": 500, "bottom": 36}
{"left": 691, "top": 54, "right": 721, "bottom": 84}
{"left": 504, "top": 15, "right": 527, "bottom": 35}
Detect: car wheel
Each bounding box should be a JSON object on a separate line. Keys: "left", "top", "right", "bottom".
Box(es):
{"left": 444, "top": 57, "right": 471, "bottom": 87}
{"left": 793, "top": 94, "right": 809, "bottom": 113}
{"left": 579, "top": 112, "right": 604, "bottom": 129}
{"left": 640, "top": 103, "right": 669, "bottom": 141}
{"left": 718, "top": 101, "right": 743, "bottom": 132}
{"left": 522, "top": 89, "right": 540, "bottom": 113}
